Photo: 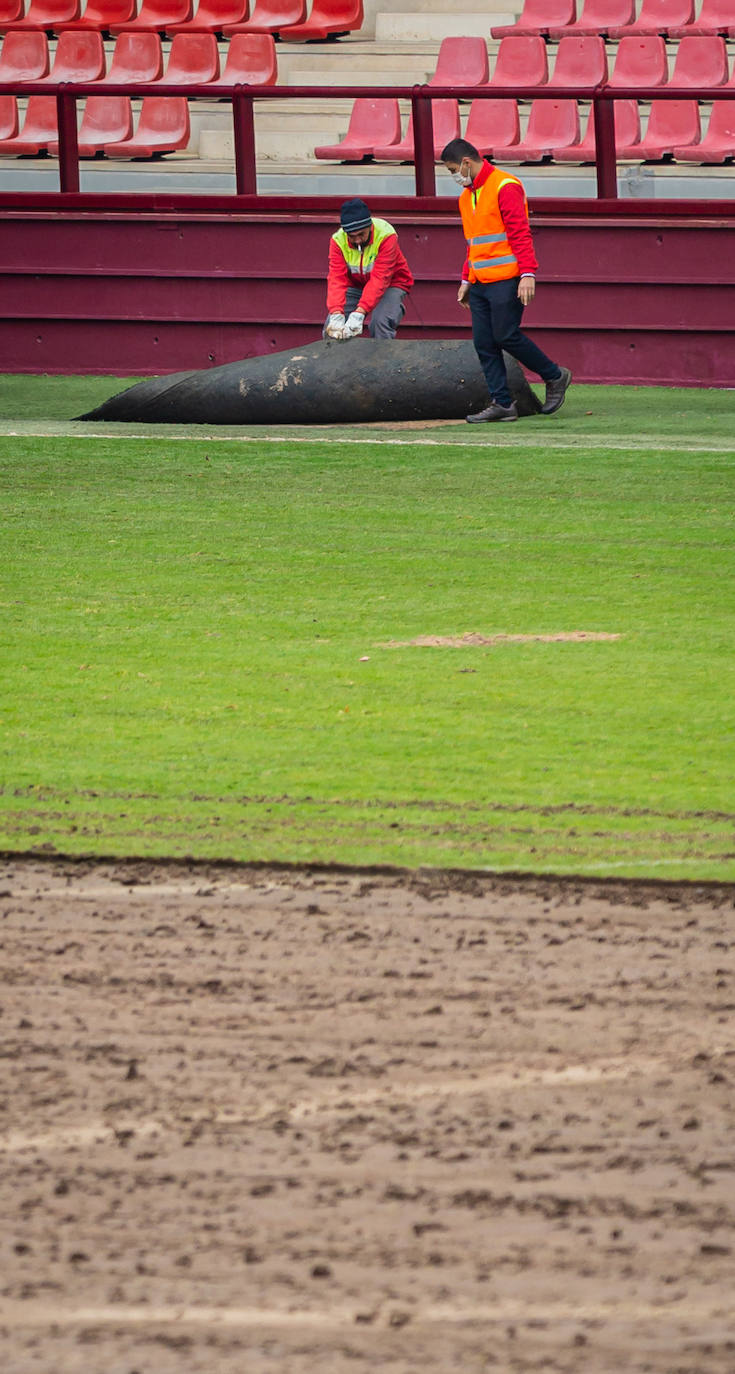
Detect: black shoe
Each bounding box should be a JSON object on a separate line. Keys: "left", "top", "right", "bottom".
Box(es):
{"left": 542, "top": 366, "right": 572, "bottom": 415}
{"left": 466, "top": 400, "right": 519, "bottom": 423}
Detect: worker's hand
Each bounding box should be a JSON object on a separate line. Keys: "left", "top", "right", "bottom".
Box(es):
{"left": 342, "top": 311, "right": 365, "bottom": 338}
{"left": 326, "top": 313, "right": 346, "bottom": 339}
{"left": 457, "top": 281, "right": 471, "bottom": 310}
{"left": 518, "top": 276, "right": 536, "bottom": 306}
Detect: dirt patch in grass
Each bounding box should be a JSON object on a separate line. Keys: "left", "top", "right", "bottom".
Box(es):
{"left": 383, "top": 631, "right": 622, "bottom": 648}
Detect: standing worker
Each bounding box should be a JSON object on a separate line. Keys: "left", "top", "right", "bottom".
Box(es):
{"left": 324, "top": 198, "right": 414, "bottom": 341}
{"left": 441, "top": 138, "right": 571, "bottom": 422}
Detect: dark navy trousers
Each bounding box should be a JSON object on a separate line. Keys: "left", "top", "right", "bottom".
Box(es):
{"left": 469, "top": 277, "right": 560, "bottom": 407}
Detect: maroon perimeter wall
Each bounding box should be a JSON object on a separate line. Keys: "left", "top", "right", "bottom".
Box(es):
{"left": 1, "top": 192, "right": 734, "bottom": 387}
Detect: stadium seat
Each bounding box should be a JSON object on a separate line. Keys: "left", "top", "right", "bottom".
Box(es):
{"left": 427, "top": 36, "right": 489, "bottom": 88}
{"left": 49, "top": 93, "right": 132, "bottom": 152}
{"left": 4, "top": 0, "right": 81, "bottom": 31}
{"left": 223, "top": 0, "right": 306, "bottom": 35}
{"left": 101, "top": 29, "right": 162, "bottom": 81}
{"left": 372, "top": 99, "right": 460, "bottom": 162}
{"left": 549, "top": 36, "right": 608, "bottom": 87}
{"left": 104, "top": 94, "right": 190, "bottom": 154}
{"left": 0, "top": 93, "right": 18, "bottom": 136}
{"left": 491, "top": 0, "right": 576, "bottom": 39}
{"left": 608, "top": 0, "right": 695, "bottom": 38}
{"left": 548, "top": 0, "right": 635, "bottom": 39}
{"left": 552, "top": 97, "right": 640, "bottom": 159}
{"left": 488, "top": 36, "right": 548, "bottom": 89}
{"left": 56, "top": 0, "right": 137, "bottom": 31}
{"left": 667, "top": 34, "right": 729, "bottom": 86}
{"left": 608, "top": 36, "right": 668, "bottom": 87}
{"left": 0, "top": 0, "right": 25, "bottom": 29}
{"left": 493, "top": 97, "right": 580, "bottom": 161}
{"left": 40, "top": 28, "right": 105, "bottom": 79}
{"left": 279, "top": 0, "right": 362, "bottom": 41}
{"left": 0, "top": 94, "right": 56, "bottom": 151}
{"left": 109, "top": 0, "right": 192, "bottom": 32}
{"left": 463, "top": 97, "right": 520, "bottom": 155}
{"left": 620, "top": 97, "right": 701, "bottom": 157}
{"left": 674, "top": 95, "right": 735, "bottom": 161}
{"left": 164, "top": 31, "right": 219, "bottom": 82}
{"left": 209, "top": 31, "right": 276, "bottom": 85}
{"left": 668, "top": 0, "right": 735, "bottom": 38}
{"left": 314, "top": 96, "right": 400, "bottom": 159}
{"left": 166, "top": 0, "right": 250, "bottom": 33}
{"left": 0, "top": 29, "right": 50, "bottom": 78}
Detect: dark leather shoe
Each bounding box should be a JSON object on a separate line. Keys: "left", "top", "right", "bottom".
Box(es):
{"left": 542, "top": 366, "right": 572, "bottom": 415}
{"left": 466, "top": 401, "right": 519, "bottom": 423}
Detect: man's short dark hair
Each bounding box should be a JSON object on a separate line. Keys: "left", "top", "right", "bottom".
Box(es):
{"left": 441, "top": 138, "right": 481, "bottom": 164}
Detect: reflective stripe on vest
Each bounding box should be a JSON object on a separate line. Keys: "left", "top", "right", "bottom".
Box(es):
{"left": 459, "top": 169, "right": 526, "bottom": 284}
{"left": 333, "top": 216, "right": 396, "bottom": 277}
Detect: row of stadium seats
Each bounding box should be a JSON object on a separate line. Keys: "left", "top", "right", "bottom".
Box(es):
{"left": 0, "top": 27, "right": 277, "bottom": 82}
{"left": 491, "top": 0, "right": 735, "bottom": 41}
{"left": 0, "top": 0, "right": 363, "bottom": 40}
{"left": 0, "top": 87, "right": 190, "bottom": 150}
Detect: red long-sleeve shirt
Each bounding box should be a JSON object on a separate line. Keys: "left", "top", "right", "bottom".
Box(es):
{"left": 327, "top": 227, "right": 414, "bottom": 315}
{"left": 460, "top": 159, "right": 538, "bottom": 281}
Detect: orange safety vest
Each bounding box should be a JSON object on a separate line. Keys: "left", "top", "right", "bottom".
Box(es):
{"left": 459, "top": 167, "right": 527, "bottom": 284}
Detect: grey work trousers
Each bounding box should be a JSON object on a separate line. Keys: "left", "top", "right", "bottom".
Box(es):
{"left": 323, "top": 286, "right": 408, "bottom": 339}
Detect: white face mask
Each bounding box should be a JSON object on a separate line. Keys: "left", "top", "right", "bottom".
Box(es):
{"left": 450, "top": 162, "right": 473, "bottom": 188}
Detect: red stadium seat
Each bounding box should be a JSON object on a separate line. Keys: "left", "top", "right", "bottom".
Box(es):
{"left": 279, "top": 0, "right": 363, "bottom": 41}
{"left": 491, "top": 0, "right": 576, "bottom": 39}
{"left": 548, "top": 0, "right": 634, "bottom": 39}
{"left": 0, "top": 29, "right": 50, "bottom": 77}
{"left": 608, "top": 36, "right": 668, "bottom": 87}
{"left": 314, "top": 96, "right": 400, "bottom": 159}
{"left": 40, "top": 28, "right": 105, "bottom": 78}
{"left": 674, "top": 96, "right": 735, "bottom": 161}
{"left": 0, "top": 93, "right": 56, "bottom": 151}
{"left": 104, "top": 95, "right": 190, "bottom": 154}
{"left": 549, "top": 36, "right": 608, "bottom": 86}
{"left": 0, "top": 93, "right": 18, "bottom": 135}
{"left": 427, "top": 36, "right": 489, "bottom": 88}
{"left": 109, "top": 0, "right": 192, "bottom": 32}
{"left": 552, "top": 97, "right": 640, "bottom": 159}
{"left": 463, "top": 97, "right": 520, "bottom": 155}
{"left": 493, "top": 97, "right": 580, "bottom": 161}
{"left": 56, "top": 0, "right": 137, "bottom": 31}
{"left": 609, "top": 0, "right": 695, "bottom": 38}
{"left": 488, "top": 36, "right": 548, "bottom": 89}
{"left": 49, "top": 93, "right": 132, "bottom": 152}
{"left": 619, "top": 98, "right": 701, "bottom": 157}
{"left": 668, "top": 0, "right": 735, "bottom": 38}
{"left": 101, "top": 29, "right": 162, "bottom": 81}
{"left": 667, "top": 34, "right": 729, "bottom": 86}
{"left": 0, "top": 0, "right": 26, "bottom": 26}
{"left": 164, "top": 31, "right": 219, "bottom": 82}
{"left": 223, "top": 0, "right": 305, "bottom": 35}
{"left": 372, "top": 99, "right": 460, "bottom": 161}
{"left": 4, "top": 0, "right": 81, "bottom": 31}
{"left": 209, "top": 31, "right": 276, "bottom": 85}
{"left": 166, "top": 0, "right": 249, "bottom": 33}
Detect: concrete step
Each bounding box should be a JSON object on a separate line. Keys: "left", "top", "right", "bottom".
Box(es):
{"left": 376, "top": 12, "right": 513, "bottom": 41}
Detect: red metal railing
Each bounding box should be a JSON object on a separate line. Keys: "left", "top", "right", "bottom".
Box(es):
{"left": 0, "top": 81, "right": 732, "bottom": 200}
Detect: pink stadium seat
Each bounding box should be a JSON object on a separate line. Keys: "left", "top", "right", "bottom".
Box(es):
{"left": 548, "top": 0, "right": 634, "bottom": 39}
{"left": 104, "top": 94, "right": 190, "bottom": 154}
{"left": 0, "top": 93, "right": 56, "bottom": 151}
{"left": 552, "top": 97, "right": 640, "bottom": 159}
{"left": 56, "top": 0, "right": 137, "bottom": 31}
{"left": 40, "top": 28, "right": 105, "bottom": 78}
{"left": 492, "top": 0, "right": 576, "bottom": 39}
{"left": 668, "top": 0, "right": 735, "bottom": 38}
{"left": 428, "top": 36, "right": 489, "bottom": 88}
{"left": 49, "top": 93, "right": 133, "bottom": 152}
{"left": 463, "top": 97, "right": 520, "bottom": 154}
{"left": 620, "top": 98, "right": 701, "bottom": 156}
{"left": 667, "top": 34, "right": 729, "bottom": 86}
{"left": 372, "top": 98, "right": 460, "bottom": 161}
{"left": 166, "top": 0, "right": 249, "bottom": 33}
{"left": 0, "top": 93, "right": 18, "bottom": 135}
{"left": 493, "top": 97, "right": 580, "bottom": 161}
{"left": 101, "top": 29, "right": 163, "bottom": 81}
{"left": 223, "top": 0, "right": 306, "bottom": 34}
{"left": 109, "top": 0, "right": 192, "bottom": 32}
{"left": 5, "top": 0, "right": 81, "bottom": 31}
{"left": 488, "top": 36, "right": 548, "bottom": 89}
{"left": 279, "top": 0, "right": 363, "bottom": 41}
{"left": 209, "top": 31, "right": 276, "bottom": 84}
{"left": 609, "top": 0, "right": 695, "bottom": 38}
{"left": 674, "top": 96, "right": 735, "bottom": 161}
{"left": 164, "top": 30, "right": 219, "bottom": 82}
{"left": 608, "top": 36, "right": 668, "bottom": 87}
{"left": 549, "top": 35, "right": 608, "bottom": 86}
{"left": 314, "top": 96, "right": 400, "bottom": 159}
{"left": 0, "top": 29, "right": 50, "bottom": 77}
{"left": 0, "top": 0, "right": 26, "bottom": 26}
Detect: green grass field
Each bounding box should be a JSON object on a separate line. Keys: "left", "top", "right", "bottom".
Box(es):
{"left": 2, "top": 374, "right": 733, "bottom": 878}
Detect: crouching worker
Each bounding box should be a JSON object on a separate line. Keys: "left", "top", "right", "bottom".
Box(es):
{"left": 324, "top": 198, "right": 414, "bottom": 341}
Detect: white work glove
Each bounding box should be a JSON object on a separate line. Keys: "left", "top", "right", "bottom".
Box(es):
{"left": 325, "top": 312, "right": 346, "bottom": 339}
{"left": 342, "top": 310, "right": 365, "bottom": 338}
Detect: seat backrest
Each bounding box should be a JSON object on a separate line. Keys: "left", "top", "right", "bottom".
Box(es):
{"left": 491, "top": 35, "right": 549, "bottom": 87}
{"left": 22, "top": 95, "right": 58, "bottom": 132}
{"left": 670, "top": 35, "right": 728, "bottom": 85}
{"left": 80, "top": 94, "right": 133, "bottom": 139}
{"left": 551, "top": 36, "right": 608, "bottom": 85}
{"left": 430, "top": 36, "right": 489, "bottom": 87}
{"left": 609, "top": 36, "right": 668, "bottom": 86}
{"left": 465, "top": 96, "right": 520, "bottom": 146}
{"left": 346, "top": 96, "right": 401, "bottom": 143}
{"left": 249, "top": 0, "right": 308, "bottom": 22}
{"left": 108, "top": 31, "right": 162, "bottom": 80}
{"left": 82, "top": 0, "right": 137, "bottom": 22}
{"left": 138, "top": 93, "right": 190, "bottom": 135}
{"left": 706, "top": 99, "right": 735, "bottom": 138}
{"left": 49, "top": 30, "right": 105, "bottom": 80}
{"left": 166, "top": 31, "right": 219, "bottom": 80}
{"left": 510, "top": 0, "right": 576, "bottom": 23}
{"left": 634, "top": 0, "right": 694, "bottom": 25}
{"left": 0, "top": 30, "right": 49, "bottom": 79}
{"left": 137, "top": 0, "right": 191, "bottom": 19}
{"left": 221, "top": 32, "right": 276, "bottom": 83}
{"left": 645, "top": 97, "right": 700, "bottom": 141}
{"left": 526, "top": 96, "right": 580, "bottom": 140}
{"left": 577, "top": 0, "right": 634, "bottom": 22}
{"left": 612, "top": 97, "right": 641, "bottom": 144}
{"left": 0, "top": 94, "right": 18, "bottom": 138}
{"left": 297, "top": 0, "right": 363, "bottom": 21}
{"left": 697, "top": 0, "right": 735, "bottom": 23}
